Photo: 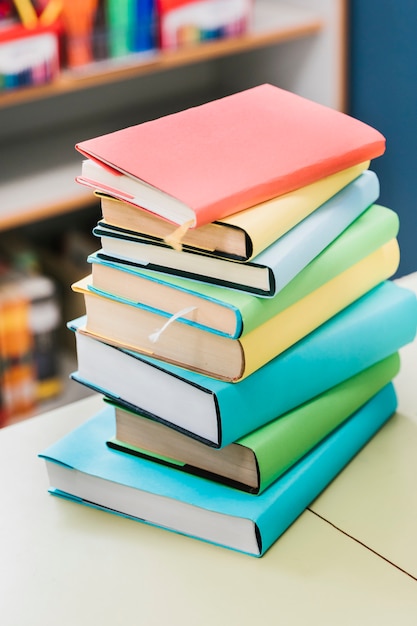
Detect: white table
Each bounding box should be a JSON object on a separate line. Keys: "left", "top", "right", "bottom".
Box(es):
{"left": 1, "top": 274, "right": 417, "bottom": 626}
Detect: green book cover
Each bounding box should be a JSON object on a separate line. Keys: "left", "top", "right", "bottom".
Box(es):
{"left": 107, "top": 352, "right": 400, "bottom": 493}
{"left": 246, "top": 352, "right": 400, "bottom": 493}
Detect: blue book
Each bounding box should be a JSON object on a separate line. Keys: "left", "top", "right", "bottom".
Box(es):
{"left": 132, "top": 0, "right": 156, "bottom": 51}
{"left": 39, "top": 383, "right": 397, "bottom": 557}
{"left": 68, "top": 280, "right": 417, "bottom": 447}
{"left": 93, "top": 170, "right": 379, "bottom": 297}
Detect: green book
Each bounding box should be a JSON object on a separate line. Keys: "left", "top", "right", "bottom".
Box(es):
{"left": 107, "top": 352, "right": 400, "bottom": 493}
{"left": 106, "top": 0, "right": 134, "bottom": 57}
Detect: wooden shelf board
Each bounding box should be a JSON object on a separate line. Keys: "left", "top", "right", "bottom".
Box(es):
{"left": 0, "top": 161, "right": 97, "bottom": 231}
{"left": 0, "top": 2, "right": 325, "bottom": 229}
{"left": 0, "top": 2, "right": 322, "bottom": 109}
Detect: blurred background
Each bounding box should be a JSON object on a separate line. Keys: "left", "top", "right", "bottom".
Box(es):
{"left": 0, "top": 0, "right": 415, "bottom": 424}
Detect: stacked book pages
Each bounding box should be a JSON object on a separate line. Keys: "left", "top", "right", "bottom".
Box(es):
{"left": 39, "top": 84, "right": 417, "bottom": 557}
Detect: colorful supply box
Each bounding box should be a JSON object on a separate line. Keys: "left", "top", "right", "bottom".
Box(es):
{"left": 157, "top": 0, "right": 252, "bottom": 50}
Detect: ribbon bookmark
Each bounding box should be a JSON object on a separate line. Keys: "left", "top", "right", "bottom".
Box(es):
{"left": 164, "top": 220, "right": 194, "bottom": 252}
{"left": 149, "top": 306, "right": 197, "bottom": 343}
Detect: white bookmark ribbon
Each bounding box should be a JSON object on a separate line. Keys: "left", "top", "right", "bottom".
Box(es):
{"left": 149, "top": 306, "right": 197, "bottom": 343}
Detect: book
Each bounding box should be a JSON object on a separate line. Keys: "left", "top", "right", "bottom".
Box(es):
{"left": 88, "top": 203, "right": 400, "bottom": 339}
{"left": 68, "top": 279, "right": 417, "bottom": 447}
{"left": 106, "top": 0, "right": 133, "bottom": 58}
{"left": 106, "top": 0, "right": 156, "bottom": 56}
{"left": 107, "top": 352, "right": 400, "bottom": 493}
{"left": 75, "top": 83, "right": 385, "bottom": 228}
{"left": 132, "top": 0, "right": 157, "bottom": 52}
{"left": 72, "top": 238, "right": 400, "bottom": 382}
{"left": 39, "top": 383, "right": 397, "bottom": 557}
{"left": 93, "top": 169, "right": 380, "bottom": 297}
{"left": 96, "top": 160, "right": 370, "bottom": 261}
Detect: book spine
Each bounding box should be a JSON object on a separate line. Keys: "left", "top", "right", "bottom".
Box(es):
{"left": 256, "top": 383, "right": 397, "bottom": 556}
{"left": 68, "top": 281, "right": 417, "bottom": 449}
{"left": 239, "top": 204, "right": 399, "bottom": 336}
{"left": 258, "top": 169, "right": 380, "bottom": 294}
{"left": 106, "top": 0, "right": 134, "bottom": 57}
{"left": 217, "top": 281, "right": 417, "bottom": 447}
{"left": 252, "top": 352, "right": 400, "bottom": 493}
{"left": 240, "top": 239, "right": 399, "bottom": 380}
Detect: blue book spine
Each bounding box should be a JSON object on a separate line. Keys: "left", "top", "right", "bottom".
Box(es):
{"left": 255, "top": 383, "right": 397, "bottom": 554}
{"left": 216, "top": 281, "right": 416, "bottom": 446}
{"left": 132, "top": 0, "right": 156, "bottom": 51}
{"left": 68, "top": 280, "right": 417, "bottom": 448}
{"left": 257, "top": 169, "right": 380, "bottom": 293}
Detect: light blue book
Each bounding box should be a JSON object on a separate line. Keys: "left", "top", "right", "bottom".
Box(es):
{"left": 39, "top": 383, "right": 397, "bottom": 557}
{"left": 93, "top": 170, "right": 379, "bottom": 297}
{"left": 68, "top": 280, "right": 417, "bottom": 447}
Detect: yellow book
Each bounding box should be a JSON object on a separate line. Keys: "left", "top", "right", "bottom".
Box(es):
{"left": 72, "top": 238, "right": 399, "bottom": 382}
{"left": 97, "top": 160, "right": 369, "bottom": 261}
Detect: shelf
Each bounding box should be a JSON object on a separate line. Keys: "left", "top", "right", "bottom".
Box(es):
{"left": 0, "top": 162, "right": 97, "bottom": 232}
{"left": 0, "top": 0, "right": 346, "bottom": 427}
{"left": 0, "top": 1, "right": 325, "bottom": 232}
{"left": 0, "top": 1, "right": 322, "bottom": 110}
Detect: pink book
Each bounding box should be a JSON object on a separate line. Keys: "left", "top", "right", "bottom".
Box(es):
{"left": 76, "top": 84, "right": 385, "bottom": 228}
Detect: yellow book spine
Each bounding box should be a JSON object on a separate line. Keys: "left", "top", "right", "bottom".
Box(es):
{"left": 239, "top": 238, "right": 400, "bottom": 380}
{"left": 225, "top": 161, "right": 370, "bottom": 259}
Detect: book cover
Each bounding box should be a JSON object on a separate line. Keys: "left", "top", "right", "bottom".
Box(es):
{"left": 93, "top": 169, "right": 380, "bottom": 297}
{"left": 97, "top": 160, "right": 369, "bottom": 261}
{"left": 72, "top": 237, "right": 400, "bottom": 381}
{"left": 75, "top": 83, "right": 385, "bottom": 227}
{"left": 88, "top": 203, "right": 400, "bottom": 339}
{"left": 68, "top": 280, "right": 417, "bottom": 447}
{"left": 107, "top": 353, "right": 400, "bottom": 493}
{"left": 39, "top": 383, "right": 397, "bottom": 557}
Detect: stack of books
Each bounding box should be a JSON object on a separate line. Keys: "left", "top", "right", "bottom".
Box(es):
{"left": 39, "top": 84, "right": 417, "bottom": 557}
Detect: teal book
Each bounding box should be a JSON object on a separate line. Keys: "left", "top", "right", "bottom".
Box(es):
{"left": 68, "top": 280, "right": 417, "bottom": 447}
{"left": 106, "top": 0, "right": 134, "bottom": 57}
{"left": 39, "top": 383, "right": 397, "bottom": 557}
{"left": 88, "top": 203, "right": 399, "bottom": 339}
{"left": 93, "top": 170, "right": 379, "bottom": 297}
{"left": 107, "top": 352, "right": 400, "bottom": 493}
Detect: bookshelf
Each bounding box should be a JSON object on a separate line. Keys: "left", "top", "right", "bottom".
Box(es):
{"left": 0, "top": 0, "right": 347, "bottom": 421}
{"left": 0, "top": 0, "right": 346, "bottom": 231}
{"left": 0, "top": 2, "right": 325, "bottom": 110}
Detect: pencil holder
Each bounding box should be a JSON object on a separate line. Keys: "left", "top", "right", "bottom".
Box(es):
{"left": 0, "top": 23, "right": 60, "bottom": 90}
{"left": 157, "top": 0, "right": 253, "bottom": 50}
